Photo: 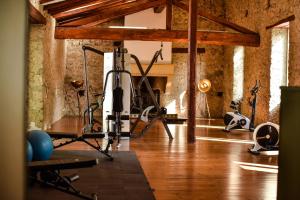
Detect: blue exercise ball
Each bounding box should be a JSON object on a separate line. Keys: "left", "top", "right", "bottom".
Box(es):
{"left": 27, "top": 140, "right": 33, "bottom": 162}
{"left": 28, "top": 130, "right": 53, "bottom": 161}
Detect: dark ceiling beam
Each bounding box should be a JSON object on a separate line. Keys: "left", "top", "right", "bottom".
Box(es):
{"left": 266, "top": 15, "right": 295, "bottom": 29}
{"left": 187, "top": 0, "right": 197, "bottom": 143}
{"left": 58, "top": 0, "right": 166, "bottom": 27}
{"left": 44, "top": 0, "right": 99, "bottom": 15}
{"left": 53, "top": 0, "right": 127, "bottom": 21}
{"left": 40, "top": 0, "right": 61, "bottom": 4}
{"left": 166, "top": 0, "right": 172, "bottom": 30}
{"left": 153, "top": 5, "right": 165, "bottom": 13}
{"left": 172, "top": 48, "right": 205, "bottom": 54}
{"left": 172, "top": 0, "right": 257, "bottom": 35}
{"left": 55, "top": 27, "right": 260, "bottom": 47}
{"left": 29, "top": 2, "right": 46, "bottom": 24}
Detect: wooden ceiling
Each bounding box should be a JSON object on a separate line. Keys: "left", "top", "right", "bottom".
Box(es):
{"left": 37, "top": 0, "right": 260, "bottom": 46}
{"left": 41, "top": 0, "right": 167, "bottom": 27}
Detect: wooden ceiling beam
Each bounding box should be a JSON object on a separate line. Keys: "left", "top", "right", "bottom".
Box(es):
{"left": 55, "top": 27, "right": 260, "bottom": 47}
{"left": 187, "top": 0, "right": 197, "bottom": 143}
{"left": 172, "top": 48, "right": 205, "bottom": 54}
{"left": 53, "top": 0, "right": 127, "bottom": 21}
{"left": 266, "top": 15, "right": 295, "bottom": 29}
{"left": 29, "top": 2, "right": 46, "bottom": 24}
{"left": 153, "top": 5, "right": 165, "bottom": 13}
{"left": 172, "top": 0, "right": 257, "bottom": 35}
{"left": 44, "top": 0, "right": 99, "bottom": 15}
{"left": 58, "top": 0, "right": 166, "bottom": 27}
{"left": 40, "top": 0, "right": 60, "bottom": 4}
{"left": 166, "top": 0, "right": 172, "bottom": 30}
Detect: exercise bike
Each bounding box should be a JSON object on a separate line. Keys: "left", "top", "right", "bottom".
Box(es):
{"left": 248, "top": 122, "right": 279, "bottom": 154}
{"left": 223, "top": 80, "right": 260, "bottom": 132}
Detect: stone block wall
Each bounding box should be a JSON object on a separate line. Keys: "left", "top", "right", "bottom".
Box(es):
{"left": 224, "top": 0, "right": 300, "bottom": 124}
{"left": 29, "top": 0, "right": 300, "bottom": 125}
{"left": 162, "top": 0, "right": 225, "bottom": 118}
{"left": 27, "top": 1, "right": 66, "bottom": 129}
{"left": 63, "top": 1, "right": 226, "bottom": 119}
{"left": 28, "top": 25, "right": 44, "bottom": 128}
{"left": 43, "top": 17, "right": 66, "bottom": 129}
{"left": 64, "top": 21, "right": 123, "bottom": 117}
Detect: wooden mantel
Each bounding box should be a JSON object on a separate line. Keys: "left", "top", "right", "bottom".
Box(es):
{"left": 55, "top": 27, "right": 260, "bottom": 47}
{"left": 130, "top": 63, "right": 174, "bottom": 77}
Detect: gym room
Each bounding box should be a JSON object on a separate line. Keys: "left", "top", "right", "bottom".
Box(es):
{"left": 1, "top": 0, "right": 300, "bottom": 199}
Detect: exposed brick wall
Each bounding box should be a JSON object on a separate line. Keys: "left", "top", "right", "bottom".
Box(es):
{"left": 224, "top": 0, "right": 300, "bottom": 124}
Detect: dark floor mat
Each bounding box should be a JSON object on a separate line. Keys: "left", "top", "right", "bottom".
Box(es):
{"left": 28, "top": 150, "right": 155, "bottom": 200}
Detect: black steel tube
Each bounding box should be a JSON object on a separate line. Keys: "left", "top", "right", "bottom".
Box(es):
{"left": 82, "top": 45, "right": 104, "bottom": 55}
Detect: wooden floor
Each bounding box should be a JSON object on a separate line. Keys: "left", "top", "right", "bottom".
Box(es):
{"left": 50, "top": 117, "right": 278, "bottom": 200}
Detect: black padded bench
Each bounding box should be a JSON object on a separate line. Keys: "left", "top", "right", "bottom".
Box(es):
{"left": 28, "top": 153, "right": 99, "bottom": 200}
{"left": 47, "top": 131, "right": 113, "bottom": 160}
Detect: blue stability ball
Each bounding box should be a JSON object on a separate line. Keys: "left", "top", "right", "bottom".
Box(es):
{"left": 27, "top": 140, "right": 33, "bottom": 162}
{"left": 28, "top": 130, "right": 53, "bottom": 161}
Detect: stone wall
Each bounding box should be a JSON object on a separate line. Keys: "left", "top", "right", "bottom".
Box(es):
{"left": 64, "top": 21, "right": 123, "bottom": 117}
{"left": 27, "top": 1, "right": 66, "bottom": 129}
{"left": 162, "top": 0, "right": 225, "bottom": 118}
{"left": 28, "top": 25, "right": 44, "bottom": 128}
{"left": 224, "top": 0, "right": 300, "bottom": 124}
{"left": 63, "top": 1, "right": 225, "bottom": 119}
{"left": 28, "top": 0, "right": 300, "bottom": 127}
{"left": 43, "top": 17, "right": 66, "bottom": 129}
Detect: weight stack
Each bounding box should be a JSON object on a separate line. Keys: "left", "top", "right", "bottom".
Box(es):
{"left": 277, "top": 87, "right": 300, "bottom": 200}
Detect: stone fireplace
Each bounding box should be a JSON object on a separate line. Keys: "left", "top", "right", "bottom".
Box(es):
{"left": 130, "top": 63, "right": 174, "bottom": 113}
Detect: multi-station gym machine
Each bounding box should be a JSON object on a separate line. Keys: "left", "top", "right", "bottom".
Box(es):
{"left": 82, "top": 45, "right": 174, "bottom": 149}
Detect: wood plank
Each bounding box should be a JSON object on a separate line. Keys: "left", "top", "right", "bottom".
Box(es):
{"left": 166, "top": 0, "right": 172, "bottom": 30}
{"left": 81, "top": 0, "right": 166, "bottom": 27}
{"left": 49, "top": 116, "right": 278, "bottom": 200}
{"left": 58, "top": 0, "right": 166, "bottom": 26}
{"left": 44, "top": 0, "right": 99, "bottom": 14}
{"left": 40, "top": 0, "right": 60, "bottom": 4}
{"left": 130, "top": 63, "right": 174, "bottom": 76}
{"left": 55, "top": 27, "right": 260, "bottom": 47}
{"left": 187, "top": 0, "right": 197, "bottom": 143}
{"left": 266, "top": 15, "right": 295, "bottom": 29}
{"left": 29, "top": 2, "right": 46, "bottom": 24}
{"left": 172, "top": 48, "right": 205, "bottom": 54}
{"left": 173, "top": 0, "right": 257, "bottom": 35}
{"left": 53, "top": 0, "right": 128, "bottom": 21}
{"left": 153, "top": 5, "right": 165, "bottom": 13}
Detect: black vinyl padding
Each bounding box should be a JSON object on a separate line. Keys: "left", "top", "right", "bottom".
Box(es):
{"left": 113, "top": 87, "right": 123, "bottom": 112}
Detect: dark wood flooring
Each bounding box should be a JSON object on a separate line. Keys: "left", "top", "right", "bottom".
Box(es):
{"left": 47, "top": 117, "right": 278, "bottom": 200}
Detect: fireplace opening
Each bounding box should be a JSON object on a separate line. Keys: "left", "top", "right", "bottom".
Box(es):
{"left": 131, "top": 76, "right": 167, "bottom": 114}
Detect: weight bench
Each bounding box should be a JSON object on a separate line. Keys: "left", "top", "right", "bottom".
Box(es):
{"left": 47, "top": 131, "right": 113, "bottom": 160}
{"left": 28, "top": 154, "right": 99, "bottom": 200}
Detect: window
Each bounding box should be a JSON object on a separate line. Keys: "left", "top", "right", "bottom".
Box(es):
{"left": 269, "top": 27, "right": 289, "bottom": 112}
{"left": 233, "top": 46, "right": 245, "bottom": 101}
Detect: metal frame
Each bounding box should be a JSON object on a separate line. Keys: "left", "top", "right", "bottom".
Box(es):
{"left": 29, "top": 159, "right": 98, "bottom": 200}
{"left": 130, "top": 49, "right": 173, "bottom": 139}
{"left": 51, "top": 133, "right": 113, "bottom": 160}
{"left": 101, "top": 48, "right": 137, "bottom": 146}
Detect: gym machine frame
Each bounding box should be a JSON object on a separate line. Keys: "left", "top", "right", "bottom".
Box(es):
{"left": 130, "top": 49, "right": 173, "bottom": 139}
{"left": 223, "top": 80, "right": 260, "bottom": 132}
{"left": 28, "top": 155, "right": 99, "bottom": 200}
{"left": 48, "top": 45, "right": 114, "bottom": 160}
{"left": 101, "top": 47, "right": 137, "bottom": 146}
